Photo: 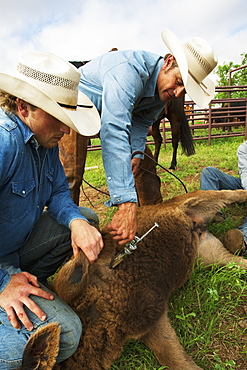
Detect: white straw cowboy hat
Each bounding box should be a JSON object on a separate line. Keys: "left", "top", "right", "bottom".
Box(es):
{"left": 0, "top": 51, "right": 101, "bottom": 136}
{"left": 161, "top": 29, "right": 218, "bottom": 108}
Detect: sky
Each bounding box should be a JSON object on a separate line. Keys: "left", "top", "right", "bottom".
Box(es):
{"left": 0, "top": 0, "right": 247, "bottom": 85}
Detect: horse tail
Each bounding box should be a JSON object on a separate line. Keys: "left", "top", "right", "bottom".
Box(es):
{"left": 180, "top": 114, "right": 195, "bottom": 157}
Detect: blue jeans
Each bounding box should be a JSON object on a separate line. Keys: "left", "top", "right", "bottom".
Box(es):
{"left": 200, "top": 166, "right": 247, "bottom": 243}
{"left": 0, "top": 207, "right": 99, "bottom": 369}
{"left": 200, "top": 166, "right": 242, "bottom": 191}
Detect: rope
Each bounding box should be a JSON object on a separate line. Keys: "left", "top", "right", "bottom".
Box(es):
{"left": 132, "top": 150, "right": 188, "bottom": 193}
{"left": 82, "top": 150, "right": 188, "bottom": 201}
{"left": 82, "top": 178, "right": 110, "bottom": 196}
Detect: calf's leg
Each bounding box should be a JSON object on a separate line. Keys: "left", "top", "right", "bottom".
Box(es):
{"left": 140, "top": 310, "right": 202, "bottom": 370}
{"left": 198, "top": 230, "right": 247, "bottom": 270}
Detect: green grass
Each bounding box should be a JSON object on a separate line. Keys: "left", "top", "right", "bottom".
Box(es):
{"left": 81, "top": 135, "right": 247, "bottom": 369}
{"left": 108, "top": 263, "right": 247, "bottom": 370}
{"left": 83, "top": 135, "right": 243, "bottom": 222}
{"left": 172, "top": 265, "right": 247, "bottom": 369}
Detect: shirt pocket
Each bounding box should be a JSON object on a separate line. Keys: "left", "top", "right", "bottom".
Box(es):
{"left": 0, "top": 178, "right": 36, "bottom": 223}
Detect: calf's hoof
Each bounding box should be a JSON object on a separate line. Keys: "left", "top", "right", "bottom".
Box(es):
{"left": 223, "top": 229, "right": 245, "bottom": 255}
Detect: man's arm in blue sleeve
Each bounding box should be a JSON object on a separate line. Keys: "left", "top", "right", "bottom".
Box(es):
{"left": 0, "top": 268, "right": 11, "bottom": 293}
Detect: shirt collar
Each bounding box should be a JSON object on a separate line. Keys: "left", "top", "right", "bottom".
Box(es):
{"left": 6, "top": 111, "right": 35, "bottom": 144}
{"left": 143, "top": 57, "right": 164, "bottom": 97}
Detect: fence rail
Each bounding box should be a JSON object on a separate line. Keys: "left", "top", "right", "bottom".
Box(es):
{"left": 87, "top": 86, "right": 247, "bottom": 151}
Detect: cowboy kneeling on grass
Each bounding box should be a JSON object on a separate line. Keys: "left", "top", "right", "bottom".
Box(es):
{"left": 0, "top": 50, "right": 103, "bottom": 369}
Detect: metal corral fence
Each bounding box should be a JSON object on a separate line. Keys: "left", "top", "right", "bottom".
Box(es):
{"left": 87, "top": 85, "right": 247, "bottom": 151}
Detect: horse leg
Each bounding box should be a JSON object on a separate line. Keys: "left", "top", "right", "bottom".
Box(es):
{"left": 151, "top": 119, "right": 163, "bottom": 162}
{"left": 169, "top": 133, "right": 179, "bottom": 170}
{"left": 134, "top": 146, "right": 163, "bottom": 206}
{"left": 58, "top": 131, "right": 88, "bottom": 205}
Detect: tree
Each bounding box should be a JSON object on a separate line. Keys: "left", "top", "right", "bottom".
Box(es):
{"left": 214, "top": 53, "right": 247, "bottom": 99}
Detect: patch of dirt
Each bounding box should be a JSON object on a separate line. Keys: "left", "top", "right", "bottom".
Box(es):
{"left": 79, "top": 184, "right": 111, "bottom": 225}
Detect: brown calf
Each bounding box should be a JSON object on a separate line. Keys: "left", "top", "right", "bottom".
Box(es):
{"left": 20, "top": 189, "right": 247, "bottom": 370}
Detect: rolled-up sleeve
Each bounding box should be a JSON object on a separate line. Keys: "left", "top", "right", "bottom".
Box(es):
{"left": 79, "top": 51, "right": 164, "bottom": 207}
{"left": 100, "top": 63, "right": 146, "bottom": 206}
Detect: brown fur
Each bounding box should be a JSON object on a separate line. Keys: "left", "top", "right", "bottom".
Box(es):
{"left": 223, "top": 228, "right": 245, "bottom": 254}
{"left": 20, "top": 322, "right": 60, "bottom": 370}
{"left": 21, "top": 145, "right": 247, "bottom": 369}
{"left": 21, "top": 147, "right": 247, "bottom": 368}
{"left": 134, "top": 145, "right": 163, "bottom": 206}
{"left": 134, "top": 150, "right": 247, "bottom": 269}
{"left": 50, "top": 189, "right": 247, "bottom": 370}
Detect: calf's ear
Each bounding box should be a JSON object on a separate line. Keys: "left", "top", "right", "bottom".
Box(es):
{"left": 182, "top": 197, "right": 225, "bottom": 225}
{"left": 21, "top": 322, "right": 60, "bottom": 370}
{"left": 55, "top": 251, "right": 90, "bottom": 303}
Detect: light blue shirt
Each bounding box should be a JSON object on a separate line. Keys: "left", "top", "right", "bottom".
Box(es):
{"left": 78, "top": 50, "right": 165, "bottom": 206}
{"left": 0, "top": 109, "right": 88, "bottom": 286}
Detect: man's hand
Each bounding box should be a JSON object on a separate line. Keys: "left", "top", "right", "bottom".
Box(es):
{"left": 0, "top": 272, "right": 54, "bottom": 331}
{"left": 107, "top": 202, "right": 137, "bottom": 245}
{"left": 70, "top": 219, "right": 104, "bottom": 262}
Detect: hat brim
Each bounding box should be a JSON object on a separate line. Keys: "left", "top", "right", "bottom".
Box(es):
{"left": 161, "top": 28, "right": 215, "bottom": 108}
{"left": 0, "top": 73, "right": 101, "bottom": 136}
{"left": 186, "top": 74, "right": 215, "bottom": 108}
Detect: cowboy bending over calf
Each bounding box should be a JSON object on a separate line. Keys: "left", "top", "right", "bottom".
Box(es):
{"left": 0, "top": 51, "right": 103, "bottom": 369}
{"left": 74, "top": 29, "right": 218, "bottom": 245}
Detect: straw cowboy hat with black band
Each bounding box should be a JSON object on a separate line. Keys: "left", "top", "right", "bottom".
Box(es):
{"left": 161, "top": 28, "right": 218, "bottom": 108}
{"left": 0, "top": 50, "right": 101, "bottom": 136}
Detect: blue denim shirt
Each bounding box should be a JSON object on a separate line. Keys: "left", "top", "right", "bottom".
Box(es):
{"left": 0, "top": 110, "right": 87, "bottom": 288}
{"left": 78, "top": 50, "right": 165, "bottom": 206}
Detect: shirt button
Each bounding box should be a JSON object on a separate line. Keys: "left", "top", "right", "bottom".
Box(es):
{"left": 22, "top": 190, "right": 26, "bottom": 194}
{"left": 107, "top": 176, "right": 111, "bottom": 180}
